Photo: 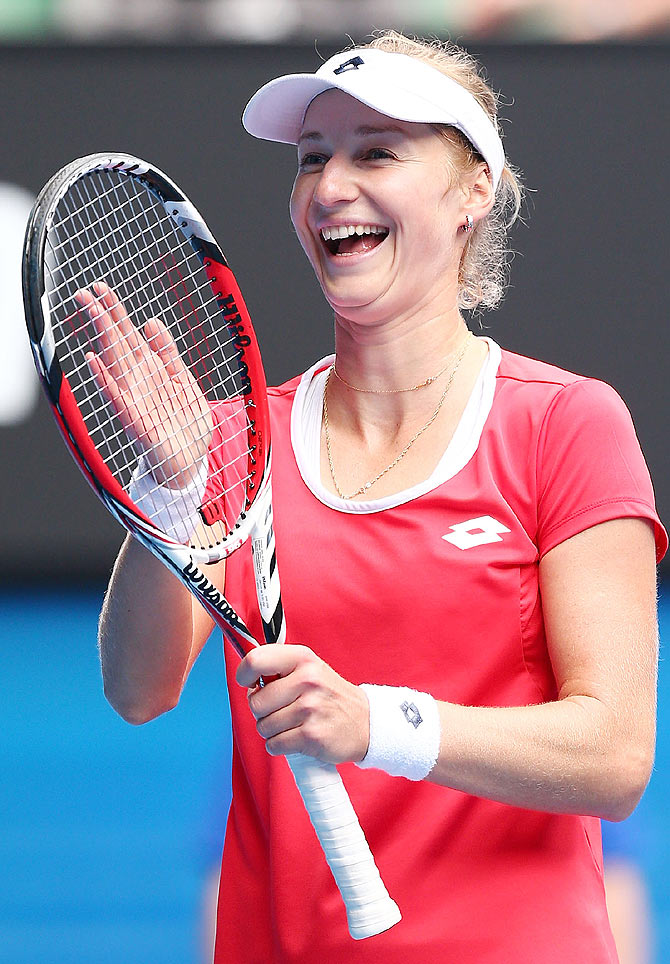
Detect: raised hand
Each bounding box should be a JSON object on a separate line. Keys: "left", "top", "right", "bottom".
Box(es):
{"left": 76, "top": 282, "right": 213, "bottom": 489}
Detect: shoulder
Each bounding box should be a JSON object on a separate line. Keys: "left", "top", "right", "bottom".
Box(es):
{"left": 268, "top": 371, "right": 303, "bottom": 402}
{"left": 267, "top": 371, "right": 308, "bottom": 426}
{"left": 267, "top": 357, "right": 332, "bottom": 416}
{"left": 497, "top": 348, "right": 583, "bottom": 386}
{"left": 498, "top": 348, "right": 590, "bottom": 392}
{"left": 491, "top": 348, "right": 644, "bottom": 488}
{"left": 494, "top": 348, "right": 631, "bottom": 426}
{"left": 268, "top": 356, "right": 332, "bottom": 400}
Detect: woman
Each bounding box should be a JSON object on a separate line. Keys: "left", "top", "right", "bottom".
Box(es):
{"left": 98, "top": 33, "right": 666, "bottom": 963}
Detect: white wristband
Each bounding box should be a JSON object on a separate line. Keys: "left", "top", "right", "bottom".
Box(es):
{"left": 128, "top": 455, "right": 208, "bottom": 543}
{"left": 356, "top": 684, "right": 441, "bottom": 781}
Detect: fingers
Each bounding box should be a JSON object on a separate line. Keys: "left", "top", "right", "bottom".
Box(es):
{"left": 77, "top": 284, "right": 192, "bottom": 420}
{"left": 90, "top": 283, "right": 183, "bottom": 382}
{"left": 253, "top": 696, "right": 307, "bottom": 747}
{"left": 247, "top": 673, "right": 303, "bottom": 723}
{"left": 84, "top": 351, "right": 144, "bottom": 445}
{"left": 236, "top": 644, "right": 308, "bottom": 689}
{"left": 144, "top": 316, "right": 188, "bottom": 379}
{"left": 250, "top": 684, "right": 319, "bottom": 760}
{"left": 236, "top": 647, "right": 371, "bottom": 763}
{"left": 76, "top": 284, "right": 143, "bottom": 386}
{"left": 92, "top": 281, "right": 143, "bottom": 352}
{"left": 144, "top": 315, "right": 209, "bottom": 419}
{"left": 76, "top": 281, "right": 212, "bottom": 485}
{"left": 77, "top": 284, "right": 202, "bottom": 416}
{"left": 237, "top": 647, "right": 317, "bottom": 754}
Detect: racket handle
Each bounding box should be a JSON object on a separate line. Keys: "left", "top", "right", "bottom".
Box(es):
{"left": 286, "top": 752, "right": 402, "bottom": 940}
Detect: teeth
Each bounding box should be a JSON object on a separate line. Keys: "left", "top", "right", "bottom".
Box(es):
{"left": 321, "top": 224, "right": 387, "bottom": 241}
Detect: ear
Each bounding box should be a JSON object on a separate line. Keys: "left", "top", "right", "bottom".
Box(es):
{"left": 460, "top": 163, "right": 496, "bottom": 228}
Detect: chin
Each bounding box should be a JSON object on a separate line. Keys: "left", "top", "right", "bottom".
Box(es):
{"left": 328, "top": 300, "right": 392, "bottom": 330}
{"left": 318, "top": 277, "right": 391, "bottom": 320}
{"left": 321, "top": 287, "right": 375, "bottom": 314}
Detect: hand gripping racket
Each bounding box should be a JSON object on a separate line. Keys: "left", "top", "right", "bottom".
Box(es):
{"left": 22, "top": 153, "right": 401, "bottom": 940}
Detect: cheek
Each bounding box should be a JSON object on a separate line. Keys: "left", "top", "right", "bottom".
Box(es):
{"left": 288, "top": 182, "right": 300, "bottom": 234}
{"left": 415, "top": 189, "right": 461, "bottom": 250}
{"left": 289, "top": 184, "right": 315, "bottom": 258}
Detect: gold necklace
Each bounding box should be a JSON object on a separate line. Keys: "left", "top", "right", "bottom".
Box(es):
{"left": 323, "top": 332, "right": 473, "bottom": 500}
{"left": 332, "top": 341, "right": 466, "bottom": 394}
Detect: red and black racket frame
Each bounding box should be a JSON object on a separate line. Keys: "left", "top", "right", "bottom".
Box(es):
{"left": 22, "top": 153, "right": 278, "bottom": 659}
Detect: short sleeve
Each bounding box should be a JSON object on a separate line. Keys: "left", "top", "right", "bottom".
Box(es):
{"left": 536, "top": 378, "right": 667, "bottom": 561}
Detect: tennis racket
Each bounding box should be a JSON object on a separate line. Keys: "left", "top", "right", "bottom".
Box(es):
{"left": 22, "top": 152, "right": 401, "bottom": 940}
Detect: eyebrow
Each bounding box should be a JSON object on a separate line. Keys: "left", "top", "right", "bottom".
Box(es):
{"left": 297, "top": 124, "right": 406, "bottom": 145}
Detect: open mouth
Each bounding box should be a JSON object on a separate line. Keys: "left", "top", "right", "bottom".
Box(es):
{"left": 320, "top": 224, "right": 389, "bottom": 256}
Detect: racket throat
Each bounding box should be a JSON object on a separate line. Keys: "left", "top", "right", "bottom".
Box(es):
{"left": 251, "top": 480, "right": 285, "bottom": 646}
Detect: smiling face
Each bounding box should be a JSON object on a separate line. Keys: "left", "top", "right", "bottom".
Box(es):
{"left": 289, "top": 89, "right": 468, "bottom": 327}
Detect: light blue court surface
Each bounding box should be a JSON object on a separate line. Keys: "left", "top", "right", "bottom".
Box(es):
{"left": 1, "top": 585, "right": 669, "bottom": 964}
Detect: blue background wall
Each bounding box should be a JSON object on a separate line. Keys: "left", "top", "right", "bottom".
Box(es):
{"left": 1, "top": 585, "right": 669, "bottom": 963}
{"left": 1, "top": 587, "right": 229, "bottom": 964}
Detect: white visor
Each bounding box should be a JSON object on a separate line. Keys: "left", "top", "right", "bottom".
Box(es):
{"left": 242, "top": 48, "right": 506, "bottom": 190}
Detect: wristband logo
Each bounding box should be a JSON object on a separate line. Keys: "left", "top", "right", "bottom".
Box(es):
{"left": 400, "top": 701, "right": 423, "bottom": 729}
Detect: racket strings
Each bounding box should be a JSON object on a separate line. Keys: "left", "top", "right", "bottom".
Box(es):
{"left": 49, "top": 182, "right": 217, "bottom": 491}
{"left": 45, "top": 167, "right": 257, "bottom": 549}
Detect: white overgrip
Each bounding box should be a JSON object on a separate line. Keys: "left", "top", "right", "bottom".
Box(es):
{"left": 286, "top": 753, "right": 402, "bottom": 940}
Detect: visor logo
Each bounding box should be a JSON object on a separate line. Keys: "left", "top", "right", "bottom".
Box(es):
{"left": 333, "top": 56, "right": 364, "bottom": 75}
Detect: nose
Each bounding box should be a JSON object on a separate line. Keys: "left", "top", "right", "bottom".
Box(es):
{"left": 312, "top": 154, "right": 359, "bottom": 209}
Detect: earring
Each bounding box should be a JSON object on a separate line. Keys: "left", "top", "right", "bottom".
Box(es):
{"left": 462, "top": 214, "right": 474, "bottom": 234}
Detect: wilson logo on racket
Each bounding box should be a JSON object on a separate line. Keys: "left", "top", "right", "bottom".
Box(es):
{"left": 219, "top": 293, "right": 253, "bottom": 395}
{"left": 182, "top": 560, "right": 243, "bottom": 613}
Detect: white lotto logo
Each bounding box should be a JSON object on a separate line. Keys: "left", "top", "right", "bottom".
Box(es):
{"left": 442, "top": 516, "right": 511, "bottom": 550}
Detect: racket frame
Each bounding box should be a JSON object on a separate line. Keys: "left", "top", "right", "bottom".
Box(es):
{"left": 23, "top": 153, "right": 271, "bottom": 654}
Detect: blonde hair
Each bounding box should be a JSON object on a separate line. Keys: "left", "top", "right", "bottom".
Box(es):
{"left": 360, "top": 31, "right": 523, "bottom": 312}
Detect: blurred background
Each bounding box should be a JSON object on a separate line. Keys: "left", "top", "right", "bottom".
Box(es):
{"left": 1, "top": 2, "right": 668, "bottom": 962}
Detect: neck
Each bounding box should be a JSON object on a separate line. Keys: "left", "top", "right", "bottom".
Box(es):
{"left": 333, "top": 303, "right": 469, "bottom": 398}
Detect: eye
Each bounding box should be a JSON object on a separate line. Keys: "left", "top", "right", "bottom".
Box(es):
{"left": 298, "top": 152, "right": 327, "bottom": 169}
{"left": 363, "top": 147, "right": 396, "bottom": 161}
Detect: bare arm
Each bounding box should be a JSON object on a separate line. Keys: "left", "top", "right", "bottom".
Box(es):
{"left": 99, "top": 534, "right": 219, "bottom": 724}
{"left": 78, "top": 282, "right": 219, "bottom": 723}
{"left": 238, "top": 518, "right": 659, "bottom": 820}
{"left": 427, "top": 519, "right": 657, "bottom": 819}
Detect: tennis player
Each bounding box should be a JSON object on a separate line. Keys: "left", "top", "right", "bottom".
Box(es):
{"left": 99, "top": 32, "right": 667, "bottom": 962}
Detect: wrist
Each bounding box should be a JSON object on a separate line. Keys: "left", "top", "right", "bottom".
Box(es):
{"left": 128, "top": 454, "right": 208, "bottom": 542}
{"left": 355, "top": 684, "right": 441, "bottom": 781}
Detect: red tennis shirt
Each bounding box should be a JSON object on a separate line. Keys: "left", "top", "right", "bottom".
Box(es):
{"left": 215, "top": 343, "right": 666, "bottom": 963}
